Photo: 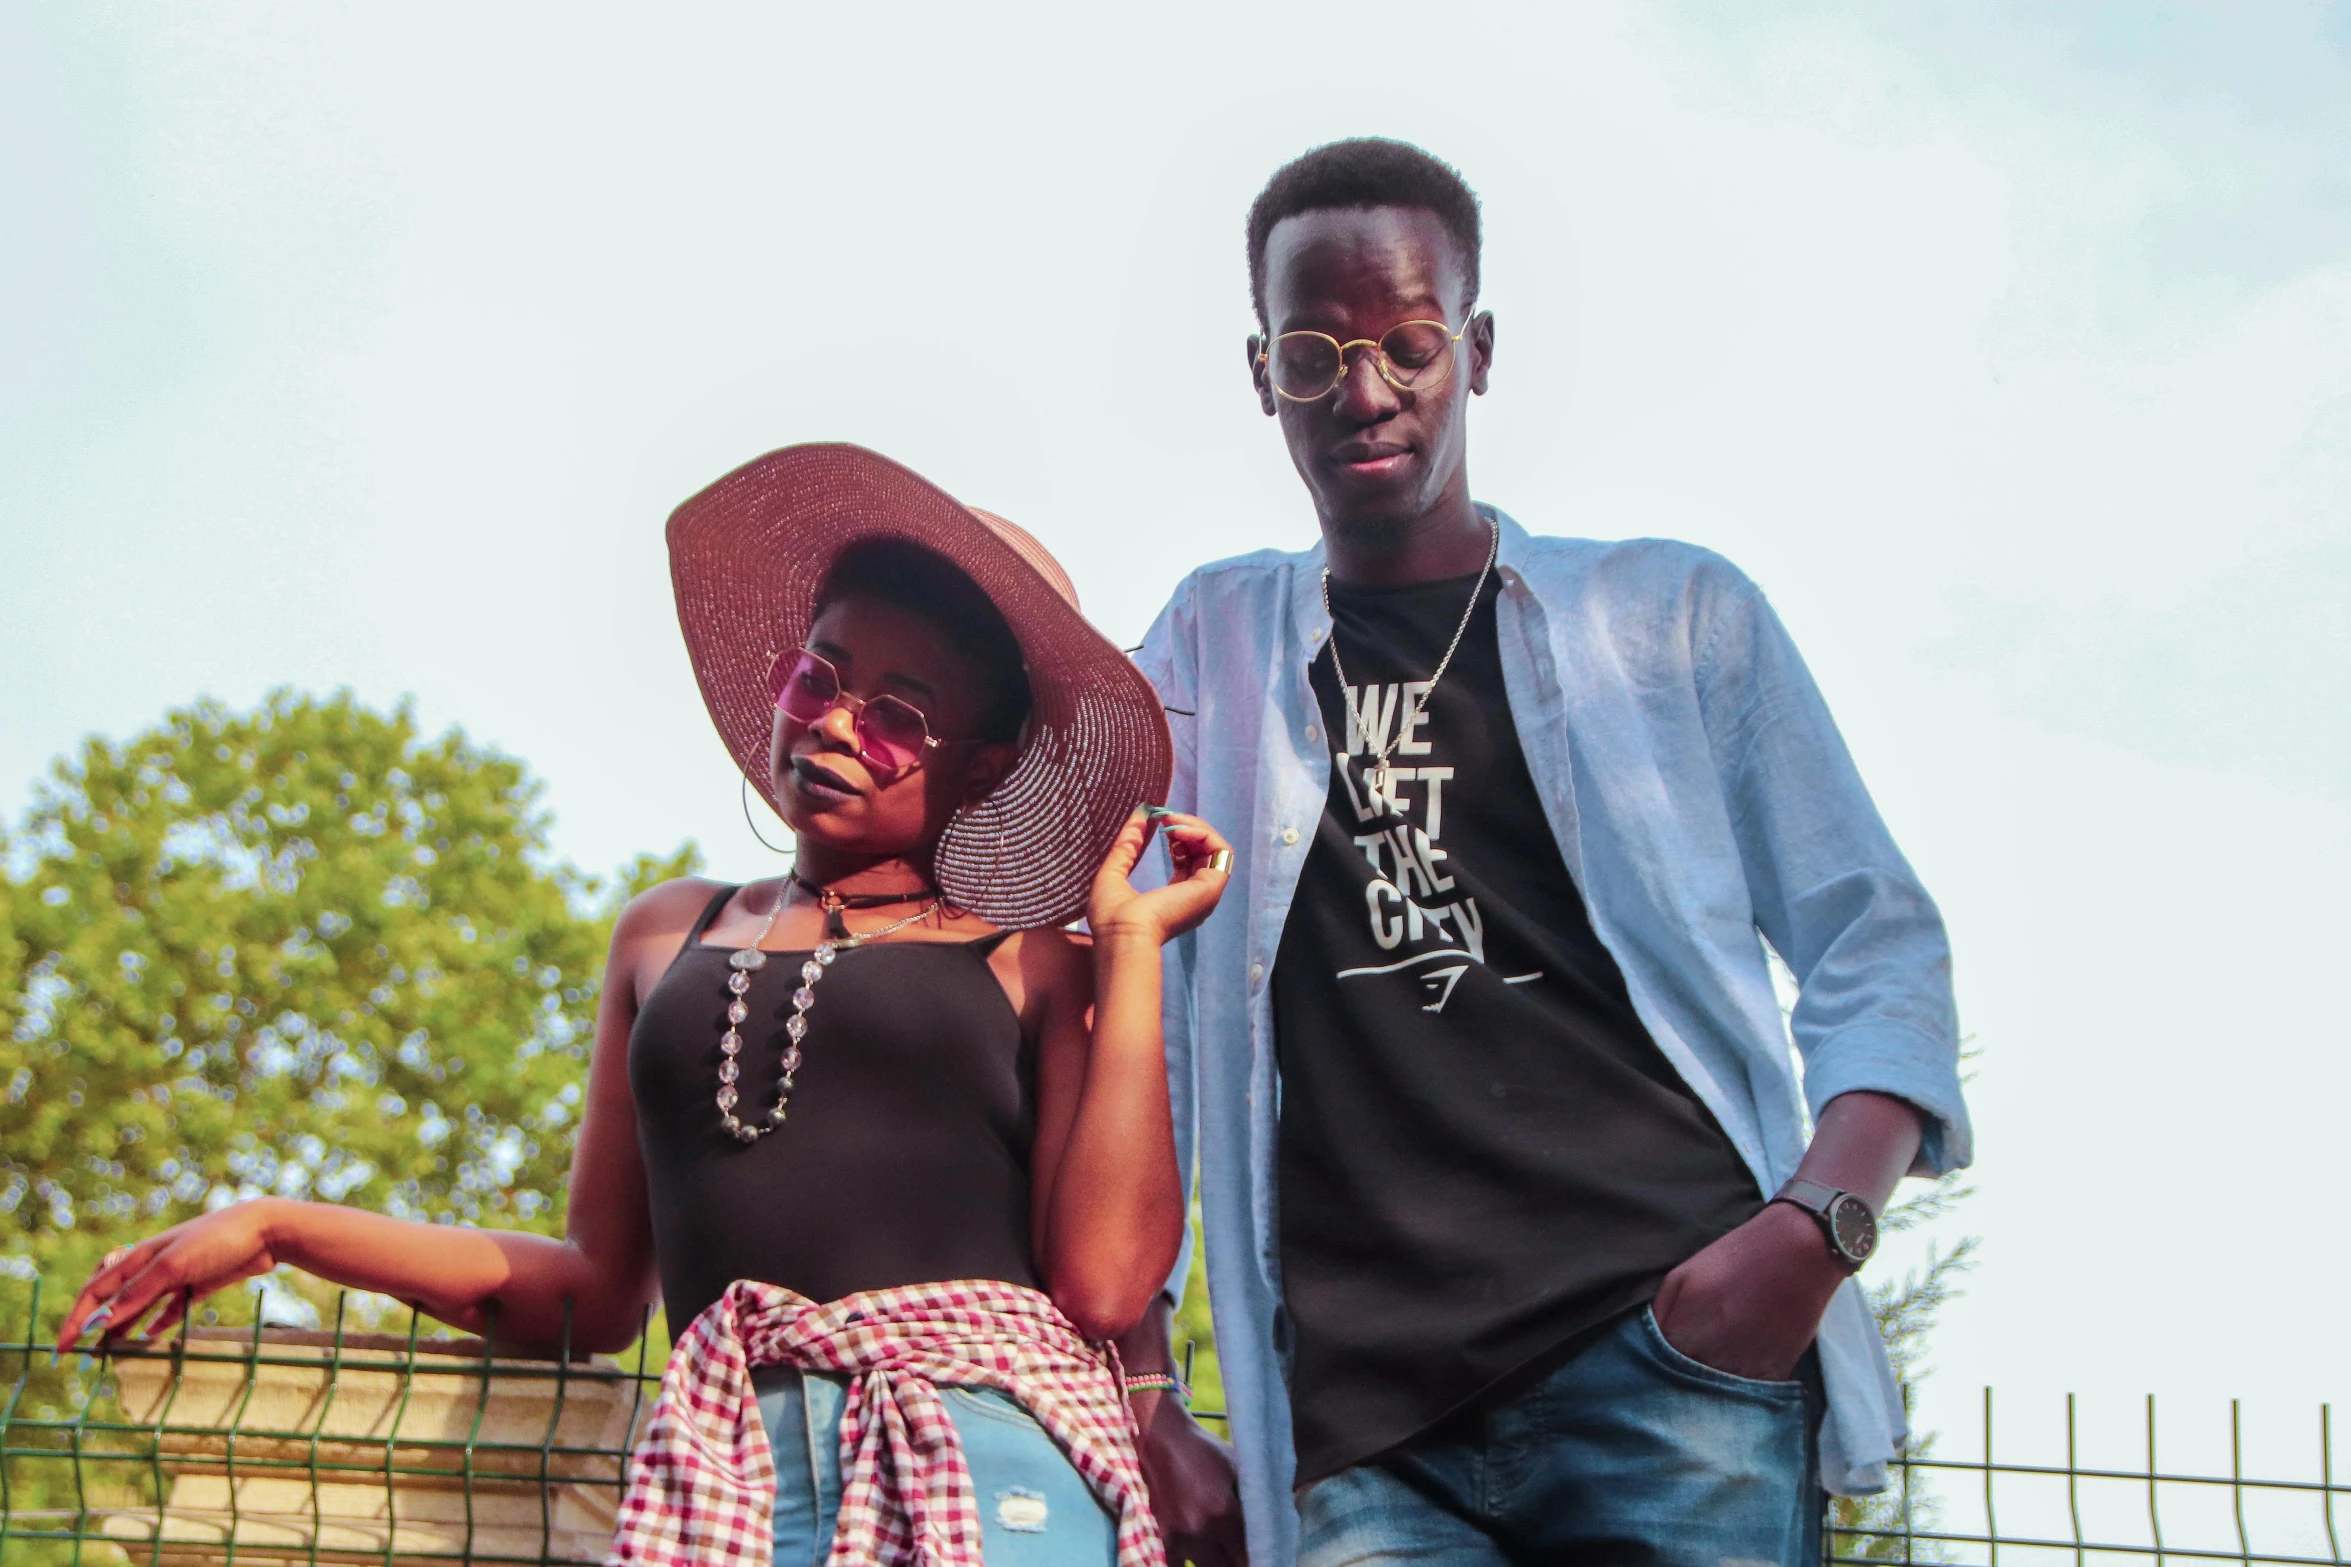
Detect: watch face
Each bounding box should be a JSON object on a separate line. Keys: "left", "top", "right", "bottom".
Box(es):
{"left": 1828, "top": 1193, "right": 1877, "bottom": 1263}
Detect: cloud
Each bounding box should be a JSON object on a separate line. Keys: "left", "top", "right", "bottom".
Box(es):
{"left": 1650, "top": 2, "right": 2351, "bottom": 338}
{"left": 1944, "top": 524, "right": 2351, "bottom": 804}
{"left": 1632, "top": 3, "right": 2351, "bottom": 799}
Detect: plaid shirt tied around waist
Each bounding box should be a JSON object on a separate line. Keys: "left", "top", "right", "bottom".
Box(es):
{"left": 608, "top": 1278, "right": 1164, "bottom": 1567}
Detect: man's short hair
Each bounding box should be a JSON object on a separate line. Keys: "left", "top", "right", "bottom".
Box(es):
{"left": 1245, "top": 138, "right": 1483, "bottom": 326}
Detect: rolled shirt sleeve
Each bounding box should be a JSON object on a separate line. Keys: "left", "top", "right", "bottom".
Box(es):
{"left": 1692, "top": 559, "right": 1972, "bottom": 1175}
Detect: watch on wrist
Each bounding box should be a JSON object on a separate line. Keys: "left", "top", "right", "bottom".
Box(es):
{"left": 1771, "top": 1177, "right": 1878, "bottom": 1271}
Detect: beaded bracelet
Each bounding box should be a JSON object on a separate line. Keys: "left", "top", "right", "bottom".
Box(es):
{"left": 1124, "top": 1371, "right": 1191, "bottom": 1401}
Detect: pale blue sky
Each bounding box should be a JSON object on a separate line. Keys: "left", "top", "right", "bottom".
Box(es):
{"left": 5, "top": 0, "right": 2347, "bottom": 1492}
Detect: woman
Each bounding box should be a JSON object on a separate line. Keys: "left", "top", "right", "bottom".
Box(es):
{"left": 58, "top": 444, "right": 1231, "bottom": 1567}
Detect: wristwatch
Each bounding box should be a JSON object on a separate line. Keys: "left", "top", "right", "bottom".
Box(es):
{"left": 1771, "top": 1178, "right": 1878, "bottom": 1271}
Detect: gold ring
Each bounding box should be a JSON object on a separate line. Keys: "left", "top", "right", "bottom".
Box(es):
{"left": 1205, "top": 849, "right": 1234, "bottom": 874}
{"left": 103, "top": 1248, "right": 129, "bottom": 1269}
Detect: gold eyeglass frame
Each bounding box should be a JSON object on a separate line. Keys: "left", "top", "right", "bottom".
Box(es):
{"left": 1257, "top": 312, "right": 1476, "bottom": 403}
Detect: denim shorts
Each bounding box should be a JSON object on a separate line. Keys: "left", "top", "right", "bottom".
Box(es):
{"left": 753, "top": 1366, "right": 1119, "bottom": 1567}
{"left": 1296, "top": 1305, "right": 1824, "bottom": 1567}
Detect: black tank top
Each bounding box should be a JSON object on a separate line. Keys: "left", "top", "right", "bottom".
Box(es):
{"left": 629, "top": 885, "right": 1040, "bottom": 1338}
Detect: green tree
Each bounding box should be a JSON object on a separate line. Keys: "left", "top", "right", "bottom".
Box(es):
{"left": 0, "top": 689, "right": 694, "bottom": 1332}
{"left": 0, "top": 691, "right": 697, "bottom": 1563}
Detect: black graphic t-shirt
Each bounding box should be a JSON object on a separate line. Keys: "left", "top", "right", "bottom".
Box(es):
{"left": 1273, "top": 569, "right": 1764, "bottom": 1484}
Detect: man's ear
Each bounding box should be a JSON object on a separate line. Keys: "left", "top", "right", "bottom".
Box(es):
{"left": 1247, "top": 334, "right": 1278, "bottom": 416}
{"left": 1467, "top": 309, "right": 1495, "bottom": 396}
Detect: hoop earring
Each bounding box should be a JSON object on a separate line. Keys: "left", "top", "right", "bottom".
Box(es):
{"left": 740, "top": 774, "right": 793, "bottom": 855}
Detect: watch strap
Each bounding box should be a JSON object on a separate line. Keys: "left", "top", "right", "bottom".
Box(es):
{"left": 1772, "top": 1177, "right": 1844, "bottom": 1217}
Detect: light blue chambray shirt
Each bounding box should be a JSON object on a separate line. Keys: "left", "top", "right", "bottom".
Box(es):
{"left": 1132, "top": 507, "right": 1971, "bottom": 1567}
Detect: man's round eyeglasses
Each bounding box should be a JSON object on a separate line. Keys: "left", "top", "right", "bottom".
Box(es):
{"left": 1257, "top": 314, "right": 1473, "bottom": 403}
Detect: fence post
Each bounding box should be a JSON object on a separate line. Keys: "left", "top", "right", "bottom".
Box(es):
{"left": 540, "top": 1298, "right": 576, "bottom": 1567}
{"left": 1984, "top": 1385, "right": 1998, "bottom": 1567}
{"left": 223, "top": 1287, "right": 272, "bottom": 1563}
{"left": 67, "top": 1284, "right": 96, "bottom": 1564}
{"left": 0, "top": 1280, "right": 38, "bottom": 1560}
{"left": 2230, "top": 1398, "right": 2250, "bottom": 1565}
{"left": 305, "top": 1291, "right": 351, "bottom": 1567}
{"left": 1902, "top": 1379, "right": 1915, "bottom": 1567}
{"left": 2067, "top": 1393, "right": 2083, "bottom": 1567}
{"left": 381, "top": 1301, "right": 428, "bottom": 1566}
{"left": 461, "top": 1299, "right": 501, "bottom": 1563}
{"left": 1, "top": 1285, "right": 24, "bottom": 1555}
{"left": 2324, "top": 1403, "right": 2340, "bottom": 1566}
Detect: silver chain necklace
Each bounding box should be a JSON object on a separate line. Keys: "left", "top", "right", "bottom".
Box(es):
{"left": 1319, "top": 515, "right": 1500, "bottom": 770}
{"left": 716, "top": 882, "right": 942, "bottom": 1144}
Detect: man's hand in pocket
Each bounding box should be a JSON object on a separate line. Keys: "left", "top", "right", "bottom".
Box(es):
{"left": 1651, "top": 1201, "right": 1846, "bottom": 1383}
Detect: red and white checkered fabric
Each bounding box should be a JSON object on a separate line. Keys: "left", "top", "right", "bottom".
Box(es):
{"left": 607, "top": 1278, "right": 1164, "bottom": 1567}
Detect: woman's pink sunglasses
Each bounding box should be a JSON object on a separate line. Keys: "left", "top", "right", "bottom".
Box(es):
{"left": 767, "top": 648, "right": 949, "bottom": 776}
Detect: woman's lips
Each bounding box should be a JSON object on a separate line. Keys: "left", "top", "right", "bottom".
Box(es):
{"left": 790, "top": 755, "right": 861, "bottom": 800}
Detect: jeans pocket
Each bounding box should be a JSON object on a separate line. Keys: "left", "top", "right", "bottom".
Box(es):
{"left": 1637, "top": 1305, "right": 1807, "bottom": 1399}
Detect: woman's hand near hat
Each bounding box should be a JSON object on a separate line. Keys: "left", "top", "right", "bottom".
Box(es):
{"left": 1087, "top": 807, "right": 1234, "bottom": 947}
{"left": 1033, "top": 809, "right": 1232, "bottom": 1342}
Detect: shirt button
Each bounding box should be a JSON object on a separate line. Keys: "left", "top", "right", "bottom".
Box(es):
{"left": 1281, "top": 826, "right": 1300, "bottom": 846}
{"left": 1305, "top": 724, "right": 1320, "bottom": 743}
{"left": 1309, "top": 627, "right": 1325, "bottom": 643}
{"left": 1250, "top": 963, "right": 1265, "bottom": 985}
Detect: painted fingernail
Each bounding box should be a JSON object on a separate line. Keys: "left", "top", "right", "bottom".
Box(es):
{"left": 1142, "top": 804, "right": 1173, "bottom": 819}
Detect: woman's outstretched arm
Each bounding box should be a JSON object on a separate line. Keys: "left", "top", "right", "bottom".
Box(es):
{"left": 1029, "top": 810, "right": 1230, "bottom": 1342}
{"left": 54, "top": 882, "right": 705, "bottom": 1359}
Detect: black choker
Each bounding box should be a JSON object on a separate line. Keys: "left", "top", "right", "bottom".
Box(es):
{"left": 790, "top": 875, "right": 941, "bottom": 940}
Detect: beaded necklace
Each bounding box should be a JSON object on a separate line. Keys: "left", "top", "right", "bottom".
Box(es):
{"left": 714, "top": 876, "right": 942, "bottom": 1144}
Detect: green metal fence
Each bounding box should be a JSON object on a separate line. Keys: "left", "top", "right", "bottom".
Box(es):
{"left": 3, "top": 1280, "right": 2343, "bottom": 1565}
{"left": 1828, "top": 1388, "right": 2345, "bottom": 1566}
{"left": 0, "top": 1279, "right": 659, "bottom": 1565}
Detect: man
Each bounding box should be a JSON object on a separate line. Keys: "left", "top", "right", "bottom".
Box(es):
{"left": 1117, "top": 138, "right": 1971, "bottom": 1567}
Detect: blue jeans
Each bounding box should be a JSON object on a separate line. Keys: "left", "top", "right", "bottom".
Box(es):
{"left": 1297, "top": 1307, "right": 1823, "bottom": 1567}
{"left": 754, "top": 1366, "right": 1119, "bottom": 1567}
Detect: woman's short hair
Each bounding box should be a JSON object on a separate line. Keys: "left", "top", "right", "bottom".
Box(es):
{"left": 813, "top": 539, "right": 1034, "bottom": 743}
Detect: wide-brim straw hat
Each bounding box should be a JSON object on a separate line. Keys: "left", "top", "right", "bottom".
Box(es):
{"left": 668, "top": 442, "right": 1172, "bottom": 930}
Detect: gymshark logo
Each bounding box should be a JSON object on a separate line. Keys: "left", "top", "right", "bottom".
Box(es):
{"left": 1335, "top": 948, "right": 1542, "bottom": 1012}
